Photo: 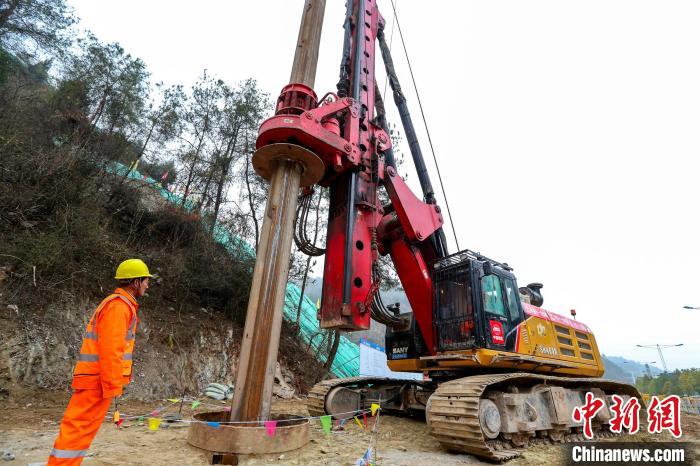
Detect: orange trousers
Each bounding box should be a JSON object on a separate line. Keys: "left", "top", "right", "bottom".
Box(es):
{"left": 48, "top": 389, "right": 112, "bottom": 465}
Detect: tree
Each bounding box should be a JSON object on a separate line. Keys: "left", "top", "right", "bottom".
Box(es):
{"left": 118, "top": 83, "right": 183, "bottom": 183}
{"left": 661, "top": 381, "right": 673, "bottom": 396}
{"left": 646, "top": 377, "right": 659, "bottom": 395}
{"left": 63, "top": 34, "right": 149, "bottom": 137}
{"left": 0, "top": 0, "right": 75, "bottom": 56}
{"left": 679, "top": 371, "right": 693, "bottom": 396}
{"left": 176, "top": 70, "right": 224, "bottom": 207}
{"left": 208, "top": 79, "right": 268, "bottom": 229}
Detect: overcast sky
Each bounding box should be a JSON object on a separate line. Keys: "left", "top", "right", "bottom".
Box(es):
{"left": 67, "top": 0, "right": 700, "bottom": 370}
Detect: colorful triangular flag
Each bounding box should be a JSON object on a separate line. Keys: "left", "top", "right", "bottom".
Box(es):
{"left": 264, "top": 420, "right": 278, "bottom": 437}
{"left": 207, "top": 421, "right": 221, "bottom": 428}
{"left": 191, "top": 400, "right": 201, "bottom": 409}
{"left": 167, "top": 398, "right": 180, "bottom": 403}
{"left": 371, "top": 403, "right": 380, "bottom": 416}
{"left": 147, "top": 417, "right": 161, "bottom": 431}
{"left": 113, "top": 410, "right": 120, "bottom": 423}
{"left": 363, "top": 412, "right": 368, "bottom": 429}
{"left": 320, "top": 415, "right": 332, "bottom": 434}
{"left": 354, "top": 416, "right": 364, "bottom": 429}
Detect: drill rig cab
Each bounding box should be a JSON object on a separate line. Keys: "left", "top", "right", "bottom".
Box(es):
{"left": 385, "top": 249, "right": 606, "bottom": 379}
{"left": 387, "top": 250, "right": 524, "bottom": 361}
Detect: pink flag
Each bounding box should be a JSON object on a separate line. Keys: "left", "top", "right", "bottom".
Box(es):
{"left": 264, "top": 420, "right": 278, "bottom": 437}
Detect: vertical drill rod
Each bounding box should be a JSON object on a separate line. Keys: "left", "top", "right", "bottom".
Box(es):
{"left": 230, "top": 0, "right": 326, "bottom": 422}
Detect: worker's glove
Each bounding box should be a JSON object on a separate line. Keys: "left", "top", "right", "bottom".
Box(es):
{"left": 204, "top": 382, "right": 234, "bottom": 400}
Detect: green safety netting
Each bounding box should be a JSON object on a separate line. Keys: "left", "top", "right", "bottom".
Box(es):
{"left": 112, "top": 162, "right": 360, "bottom": 378}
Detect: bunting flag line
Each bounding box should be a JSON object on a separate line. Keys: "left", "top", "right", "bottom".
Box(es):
{"left": 147, "top": 417, "right": 161, "bottom": 431}
{"left": 320, "top": 415, "right": 332, "bottom": 434}
{"left": 107, "top": 402, "right": 372, "bottom": 427}
{"left": 264, "top": 420, "right": 278, "bottom": 437}
{"left": 371, "top": 403, "right": 380, "bottom": 416}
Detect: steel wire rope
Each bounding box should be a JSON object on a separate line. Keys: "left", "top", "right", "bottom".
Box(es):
{"left": 381, "top": 0, "right": 398, "bottom": 103}
{"left": 387, "top": 0, "right": 461, "bottom": 251}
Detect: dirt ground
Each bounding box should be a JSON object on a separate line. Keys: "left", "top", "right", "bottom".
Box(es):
{"left": 1, "top": 392, "right": 698, "bottom": 466}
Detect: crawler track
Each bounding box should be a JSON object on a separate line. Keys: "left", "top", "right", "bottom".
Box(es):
{"left": 306, "top": 376, "right": 392, "bottom": 417}
{"left": 427, "top": 373, "right": 640, "bottom": 460}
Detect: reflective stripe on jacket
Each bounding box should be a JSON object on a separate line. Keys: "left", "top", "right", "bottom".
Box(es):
{"left": 71, "top": 289, "right": 138, "bottom": 397}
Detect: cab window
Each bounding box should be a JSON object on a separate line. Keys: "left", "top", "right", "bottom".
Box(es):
{"left": 504, "top": 278, "right": 521, "bottom": 322}
{"left": 482, "top": 274, "right": 507, "bottom": 317}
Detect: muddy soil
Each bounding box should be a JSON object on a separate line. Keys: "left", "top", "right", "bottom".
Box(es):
{"left": 1, "top": 393, "right": 698, "bottom": 466}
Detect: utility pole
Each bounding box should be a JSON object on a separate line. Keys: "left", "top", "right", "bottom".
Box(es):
{"left": 229, "top": 0, "right": 327, "bottom": 423}
{"left": 636, "top": 343, "right": 683, "bottom": 373}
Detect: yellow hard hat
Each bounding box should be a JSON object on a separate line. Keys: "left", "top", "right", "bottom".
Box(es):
{"left": 115, "top": 259, "right": 153, "bottom": 280}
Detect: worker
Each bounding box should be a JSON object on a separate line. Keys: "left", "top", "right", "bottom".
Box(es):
{"left": 48, "top": 259, "right": 152, "bottom": 465}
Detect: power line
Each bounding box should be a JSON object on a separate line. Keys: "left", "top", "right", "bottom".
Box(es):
{"left": 388, "top": 0, "right": 460, "bottom": 251}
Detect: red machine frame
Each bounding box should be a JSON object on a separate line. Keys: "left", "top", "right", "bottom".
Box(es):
{"left": 256, "top": 0, "right": 443, "bottom": 352}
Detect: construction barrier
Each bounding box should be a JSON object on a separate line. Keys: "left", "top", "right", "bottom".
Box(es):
{"left": 641, "top": 393, "right": 699, "bottom": 415}
{"left": 680, "top": 396, "right": 700, "bottom": 415}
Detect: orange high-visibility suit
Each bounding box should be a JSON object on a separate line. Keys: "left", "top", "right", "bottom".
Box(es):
{"left": 48, "top": 288, "right": 138, "bottom": 465}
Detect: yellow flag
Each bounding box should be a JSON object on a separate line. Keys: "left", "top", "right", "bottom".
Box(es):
{"left": 167, "top": 398, "right": 180, "bottom": 403}
{"left": 316, "top": 298, "right": 321, "bottom": 309}
{"left": 371, "top": 403, "right": 380, "bottom": 416}
{"left": 113, "top": 410, "right": 120, "bottom": 423}
{"left": 148, "top": 417, "right": 161, "bottom": 431}
{"left": 354, "top": 416, "right": 364, "bottom": 429}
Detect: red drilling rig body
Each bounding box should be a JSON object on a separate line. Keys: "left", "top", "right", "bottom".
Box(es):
{"left": 252, "top": 1, "right": 640, "bottom": 460}
{"left": 256, "top": 0, "right": 444, "bottom": 346}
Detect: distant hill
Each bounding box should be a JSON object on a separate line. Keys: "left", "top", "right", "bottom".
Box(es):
{"left": 606, "top": 355, "right": 662, "bottom": 379}
{"left": 600, "top": 355, "right": 636, "bottom": 384}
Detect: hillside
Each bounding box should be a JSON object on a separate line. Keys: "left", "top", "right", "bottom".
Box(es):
{"left": 0, "top": 44, "right": 331, "bottom": 400}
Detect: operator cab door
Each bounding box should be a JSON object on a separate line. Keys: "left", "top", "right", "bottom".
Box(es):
{"left": 477, "top": 265, "right": 524, "bottom": 352}
{"left": 432, "top": 259, "right": 476, "bottom": 351}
